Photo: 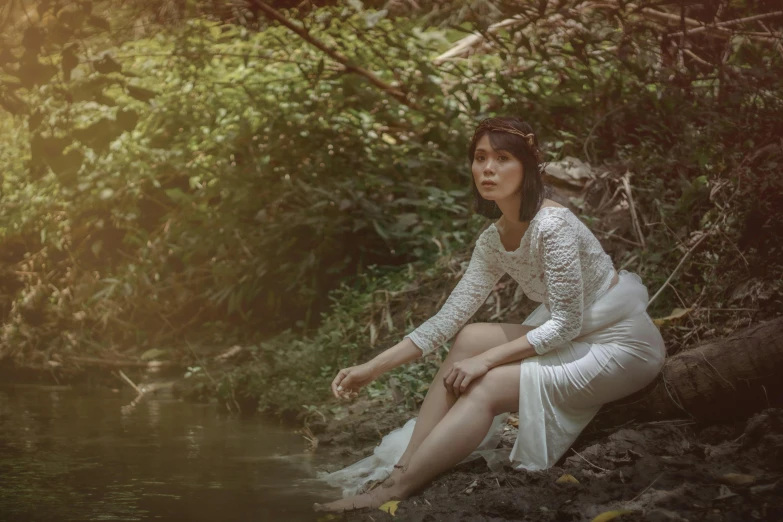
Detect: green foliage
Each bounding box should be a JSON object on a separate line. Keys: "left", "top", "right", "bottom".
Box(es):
{"left": 216, "top": 258, "right": 443, "bottom": 416}
{"left": 0, "top": 2, "right": 480, "bottom": 362}
{"left": 1, "top": 1, "right": 781, "bottom": 416}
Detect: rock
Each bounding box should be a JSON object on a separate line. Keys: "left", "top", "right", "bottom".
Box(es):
{"left": 543, "top": 156, "right": 594, "bottom": 188}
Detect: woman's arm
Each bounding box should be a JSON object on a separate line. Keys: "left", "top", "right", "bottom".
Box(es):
{"left": 404, "top": 236, "right": 506, "bottom": 355}
{"left": 524, "top": 214, "right": 585, "bottom": 355}
{"left": 331, "top": 337, "right": 423, "bottom": 399}
{"left": 332, "top": 232, "right": 504, "bottom": 398}
{"left": 476, "top": 332, "right": 538, "bottom": 369}
{"left": 369, "top": 337, "right": 424, "bottom": 375}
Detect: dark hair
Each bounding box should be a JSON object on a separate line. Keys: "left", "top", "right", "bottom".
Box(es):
{"left": 467, "top": 117, "right": 546, "bottom": 222}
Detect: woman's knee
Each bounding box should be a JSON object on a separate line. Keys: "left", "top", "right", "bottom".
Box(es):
{"left": 449, "top": 323, "right": 487, "bottom": 360}
{"left": 461, "top": 365, "right": 520, "bottom": 415}
{"left": 449, "top": 323, "right": 532, "bottom": 363}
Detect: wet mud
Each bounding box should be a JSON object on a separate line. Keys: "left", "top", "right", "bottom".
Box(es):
{"left": 314, "top": 404, "right": 783, "bottom": 521}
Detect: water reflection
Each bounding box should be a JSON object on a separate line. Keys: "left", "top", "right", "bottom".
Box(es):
{"left": 0, "top": 386, "right": 337, "bottom": 521}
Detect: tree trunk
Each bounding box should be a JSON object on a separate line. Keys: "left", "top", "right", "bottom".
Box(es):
{"left": 593, "top": 317, "right": 783, "bottom": 427}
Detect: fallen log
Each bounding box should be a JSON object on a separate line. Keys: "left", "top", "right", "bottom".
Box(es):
{"left": 594, "top": 316, "right": 783, "bottom": 426}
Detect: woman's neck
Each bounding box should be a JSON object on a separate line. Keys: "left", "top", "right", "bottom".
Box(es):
{"left": 498, "top": 215, "right": 528, "bottom": 231}
{"left": 495, "top": 197, "right": 522, "bottom": 225}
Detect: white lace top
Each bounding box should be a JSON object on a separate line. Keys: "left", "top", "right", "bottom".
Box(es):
{"left": 405, "top": 206, "right": 616, "bottom": 356}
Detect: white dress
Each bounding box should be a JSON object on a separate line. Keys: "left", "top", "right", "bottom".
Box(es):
{"left": 319, "top": 206, "right": 666, "bottom": 496}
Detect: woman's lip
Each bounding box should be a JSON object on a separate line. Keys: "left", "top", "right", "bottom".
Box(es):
{"left": 481, "top": 181, "right": 496, "bottom": 186}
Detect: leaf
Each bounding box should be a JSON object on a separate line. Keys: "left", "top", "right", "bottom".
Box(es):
{"left": 465, "top": 91, "right": 481, "bottom": 112}
{"left": 61, "top": 44, "right": 79, "bottom": 81}
{"left": 653, "top": 308, "right": 691, "bottom": 326}
{"left": 127, "top": 84, "right": 157, "bottom": 102}
{"left": 371, "top": 219, "right": 389, "bottom": 240}
{"left": 714, "top": 484, "right": 737, "bottom": 500}
{"left": 117, "top": 108, "right": 139, "bottom": 132}
{"left": 95, "top": 53, "right": 122, "bottom": 74}
{"left": 18, "top": 58, "right": 58, "bottom": 88}
{"left": 750, "top": 479, "right": 781, "bottom": 495}
{"left": 22, "top": 27, "right": 45, "bottom": 53}
{"left": 591, "top": 510, "right": 634, "bottom": 522}
{"left": 717, "top": 473, "right": 755, "bottom": 486}
{"left": 88, "top": 15, "right": 111, "bottom": 31}
{"left": 48, "top": 148, "right": 83, "bottom": 182}
{"left": 72, "top": 117, "right": 122, "bottom": 151}
{"left": 140, "top": 348, "right": 168, "bottom": 361}
{"left": 365, "top": 9, "right": 388, "bottom": 28}
{"left": 31, "top": 133, "right": 71, "bottom": 162}
{"left": 555, "top": 474, "right": 580, "bottom": 484}
{"left": 164, "top": 188, "right": 190, "bottom": 203}
{"left": 378, "top": 500, "right": 399, "bottom": 515}
{"left": 58, "top": 7, "right": 87, "bottom": 30}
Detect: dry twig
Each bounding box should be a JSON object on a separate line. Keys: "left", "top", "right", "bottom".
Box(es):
{"left": 118, "top": 369, "right": 147, "bottom": 415}
{"left": 622, "top": 173, "right": 646, "bottom": 249}
{"left": 648, "top": 232, "right": 710, "bottom": 306}
{"left": 571, "top": 449, "right": 610, "bottom": 472}
{"left": 631, "top": 472, "right": 664, "bottom": 502}
{"left": 667, "top": 10, "right": 783, "bottom": 38}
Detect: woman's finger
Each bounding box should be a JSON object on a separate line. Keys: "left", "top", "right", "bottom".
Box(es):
{"left": 338, "top": 389, "right": 358, "bottom": 401}
{"left": 459, "top": 374, "right": 473, "bottom": 394}
{"left": 452, "top": 372, "right": 465, "bottom": 397}
{"left": 443, "top": 367, "right": 455, "bottom": 391}
{"left": 332, "top": 369, "right": 348, "bottom": 398}
{"left": 331, "top": 371, "right": 342, "bottom": 398}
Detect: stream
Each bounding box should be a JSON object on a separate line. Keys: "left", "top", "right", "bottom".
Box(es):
{"left": 0, "top": 385, "right": 337, "bottom": 521}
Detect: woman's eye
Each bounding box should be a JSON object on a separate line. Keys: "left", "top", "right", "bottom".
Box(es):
{"left": 498, "top": 155, "right": 508, "bottom": 161}
{"left": 476, "top": 156, "right": 485, "bottom": 161}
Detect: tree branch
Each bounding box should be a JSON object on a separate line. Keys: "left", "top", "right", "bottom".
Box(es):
{"left": 249, "top": 0, "right": 425, "bottom": 113}
{"left": 667, "top": 10, "right": 783, "bottom": 38}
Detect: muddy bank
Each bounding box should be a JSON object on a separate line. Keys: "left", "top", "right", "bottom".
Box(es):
{"left": 313, "top": 402, "right": 783, "bottom": 521}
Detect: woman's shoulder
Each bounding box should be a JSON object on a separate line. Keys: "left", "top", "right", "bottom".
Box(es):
{"left": 531, "top": 203, "right": 574, "bottom": 235}
{"left": 475, "top": 225, "right": 497, "bottom": 250}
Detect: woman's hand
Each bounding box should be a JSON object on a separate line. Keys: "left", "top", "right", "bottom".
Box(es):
{"left": 331, "top": 361, "right": 379, "bottom": 400}
{"left": 443, "top": 356, "right": 490, "bottom": 397}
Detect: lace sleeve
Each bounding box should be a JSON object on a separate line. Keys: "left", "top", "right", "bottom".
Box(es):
{"left": 525, "top": 215, "right": 584, "bottom": 355}
{"left": 405, "top": 236, "right": 505, "bottom": 356}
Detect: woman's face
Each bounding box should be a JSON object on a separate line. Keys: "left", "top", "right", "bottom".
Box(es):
{"left": 472, "top": 134, "right": 524, "bottom": 203}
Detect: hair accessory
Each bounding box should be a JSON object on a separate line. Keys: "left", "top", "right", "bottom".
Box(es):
{"left": 473, "top": 119, "right": 536, "bottom": 148}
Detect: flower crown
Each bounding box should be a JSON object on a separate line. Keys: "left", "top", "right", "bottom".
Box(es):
{"left": 473, "top": 119, "right": 536, "bottom": 148}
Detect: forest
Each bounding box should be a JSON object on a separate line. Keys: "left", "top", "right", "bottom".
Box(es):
{"left": 1, "top": 0, "right": 782, "bottom": 520}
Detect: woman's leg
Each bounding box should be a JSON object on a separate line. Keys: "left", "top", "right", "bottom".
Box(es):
{"left": 394, "top": 323, "right": 531, "bottom": 470}
{"left": 315, "top": 362, "right": 522, "bottom": 511}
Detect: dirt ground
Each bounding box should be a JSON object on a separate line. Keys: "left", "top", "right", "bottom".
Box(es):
{"left": 311, "top": 400, "right": 783, "bottom": 522}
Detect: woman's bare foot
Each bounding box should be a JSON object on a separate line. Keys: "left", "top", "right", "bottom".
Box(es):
{"left": 313, "top": 480, "right": 404, "bottom": 513}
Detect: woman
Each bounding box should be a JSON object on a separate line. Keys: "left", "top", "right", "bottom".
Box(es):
{"left": 314, "top": 117, "right": 666, "bottom": 512}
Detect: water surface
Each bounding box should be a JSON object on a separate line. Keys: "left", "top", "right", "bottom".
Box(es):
{"left": 0, "top": 385, "right": 336, "bottom": 521}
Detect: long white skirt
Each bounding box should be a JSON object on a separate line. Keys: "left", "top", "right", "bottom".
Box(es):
{"left": 318, "top": 270, "right": 666, "bottom": 497}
